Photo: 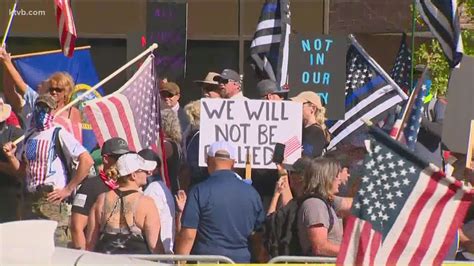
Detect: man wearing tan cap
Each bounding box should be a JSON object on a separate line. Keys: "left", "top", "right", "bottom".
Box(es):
{"left": 160, "top": 81, "right": 189, "bottom": 132}
{"left": 291, "top": 91, "right": 331, "bottom": 158}
{"left": 194, "top": 72, "right": 224, "bottom": 99}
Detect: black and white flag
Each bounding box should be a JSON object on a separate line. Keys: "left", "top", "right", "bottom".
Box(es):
{"left": 250, "top": 0, "right": 291, "bottom": 89}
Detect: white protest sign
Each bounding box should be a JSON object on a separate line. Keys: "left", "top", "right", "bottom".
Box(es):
{"left": 199, "top": 99, "right": 303, "bottom": 169}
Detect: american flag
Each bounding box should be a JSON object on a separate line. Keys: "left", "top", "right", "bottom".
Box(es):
{"left": 83, "top": 54, "right": 169, "bottom": 186}
{"left": 327, "top": 40, "right": 407, "bottom": 150}
{"left": 284, "top": 136, "right": 301, "bottom": 158}
{"left": 25, "top": 139, "right": 50, "bottom": 187}
{"left": 54, "top": 116, "right": 82, "bottom": 143}
{"left": 403, "top": 80, "right": 427, "bottom": 151}
{"left": 250, "top": 0, "right": 291, "bottom": 88}
{"left": 390, "top": 33, "right": 411, "bottom": 93}
{"left": 337, "top": 126, "right": 472, "bottom": 266}
{"left": 83, "top": 55, "right": 159, "bottom": 153}
{"left": 415, "top": 0, "right": 463, "bottom": 68}
{"left": 55, "top": 0, "right": 77, "bottom": 57}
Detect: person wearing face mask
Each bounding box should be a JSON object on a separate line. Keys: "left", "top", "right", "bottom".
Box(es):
{"left": 0, "top": 98, "right": 24, "bottom": 222}
{"left": 0, "top": 47, "right": 81, "bottom": 133}
{"left": 2, "top": 94, "right": 93, "bottom": 247}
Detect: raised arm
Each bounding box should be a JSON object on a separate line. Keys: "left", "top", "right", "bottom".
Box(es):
{"left": 0, "top": 46, "right": 28, "bottom": 96}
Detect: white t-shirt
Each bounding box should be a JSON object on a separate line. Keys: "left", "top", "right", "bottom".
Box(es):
{"left": 144, "top": 181, "right": 176, "bottom": 254}
{"left": 22, "top": 127, "right": 87, "bottom": 192}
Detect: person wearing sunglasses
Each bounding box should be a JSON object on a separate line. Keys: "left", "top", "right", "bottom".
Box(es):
{"left": 0, "top": 47, "right": 81, "bottom": 131}
{"left": 194, "top": 72, "right": 224, "bottom": 99}
{"left": 213, "top": 69, "right": 248, "bottom": 99}
{"left": 160, "top": 81, "right": 189, "bottom": 133}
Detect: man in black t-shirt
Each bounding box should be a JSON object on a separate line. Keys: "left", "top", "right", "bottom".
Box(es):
{"left": 0, "top": 99, "right": 23, "bottom": 222}
{"left": 70, "top": 137, "right": 130, "bottom": 249}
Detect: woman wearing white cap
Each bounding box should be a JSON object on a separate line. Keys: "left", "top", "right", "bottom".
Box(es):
{"left": 291, "top": 91, "right": 331, "bottom": 158}
{"left": 86, "top": 153, "right": 164, "bottom": 254}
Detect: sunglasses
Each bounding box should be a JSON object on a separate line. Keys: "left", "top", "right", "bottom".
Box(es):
{"left": 49, "top": 87, "right": 65, "bottom": 93}
{"left": 160, "top": 91, "right": 176, "bottom": 98}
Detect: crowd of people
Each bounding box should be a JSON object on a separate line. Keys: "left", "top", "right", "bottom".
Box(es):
{"left": 1, "top": 44, "right": 474, "bottom": 263}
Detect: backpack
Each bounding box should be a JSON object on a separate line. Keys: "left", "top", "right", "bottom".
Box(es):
{"left": 52, "top": 127, "right": 78, "bottom": 182}
{"left": 263, "top": 195, "right": 334, "bottom": 257}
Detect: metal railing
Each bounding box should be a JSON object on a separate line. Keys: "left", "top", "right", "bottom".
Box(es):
{"left": 124, "top": 254, "right": 235, "bottom": 264}
{"left": 268, "top": 256, "right": 337, "bottom": 264}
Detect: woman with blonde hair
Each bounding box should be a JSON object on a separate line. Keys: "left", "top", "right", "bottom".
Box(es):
{"left": 86, "top": 153, "right": 164, "bottom": 254}
{"left": 0, "top": 46, "right": 81, "bottom": 129}
{"left": 291, "top": 91, "right": 331, "bottom": 158}
{"left": 161, "top": 108, "right": 183, "bottom": 194}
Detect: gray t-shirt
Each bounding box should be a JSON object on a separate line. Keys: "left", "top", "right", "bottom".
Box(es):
{"left": 297, "top": 196, "right": 344, "bottom": 256}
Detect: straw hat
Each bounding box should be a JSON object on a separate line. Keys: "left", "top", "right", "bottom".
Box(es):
{"left": 0, "top": 98, "right": 12, "bottom": 123}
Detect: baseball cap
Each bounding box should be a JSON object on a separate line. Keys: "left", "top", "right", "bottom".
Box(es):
{"left": 213, "top": 69, "right": 241, "bottom": 84}
{"left": 257, "top": 79, "right": 287, "bottom": 97}
{"left": 101, "top": 137, "right": 130, "bottom": 156}
{"left": 290, "top": 91, "right": 323, "bottom": 109}
{"left": 138, "top": 148, "right": 162, "bottom": 169}
{"left": 284, "top": 157, "right": 312, "bottom": 174}
{"left": 160, "top": 82, "right": 180, "bottom": 95}
{"left": 116, "top": 153, "right": 157, "bottom": 176}
{"left": 0, "top": 98, "right": 12, "bottom": 123}
{"left": 194, "top": 72, "right": 220, "bottom": 85}
{"left": 36, "top": 94, "right": 57, "bottom": 110}
{"left": 207, "top": 141, "right": 237, "bottom": 161}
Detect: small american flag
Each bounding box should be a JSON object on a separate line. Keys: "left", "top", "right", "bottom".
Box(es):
{"left": 390, "top": 33, "right": 411, "bottom": 93}
{"left": 25, "top": 139, "right": 50, "bottom": 186}
{"left": 284, "top": 136, "right": 301, "bottom": 158}
{"left": 403, "top": 81, "right": 427, "bottom": 150}
{"left": 55, "top": 0, "right": 77, "bottom": 57}
{"left": 337, "top": 126, "right": 472, "bottom": 266}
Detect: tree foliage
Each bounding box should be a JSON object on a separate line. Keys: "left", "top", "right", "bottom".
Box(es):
{"left": 413, "top": 0, "right": 473, "bottom": 95}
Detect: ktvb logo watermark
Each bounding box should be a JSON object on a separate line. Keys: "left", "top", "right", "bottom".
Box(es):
{"left": 9, "top": 9, "right": 46, "bottom": 16}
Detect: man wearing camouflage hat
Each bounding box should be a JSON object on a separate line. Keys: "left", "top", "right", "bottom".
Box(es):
{"left": 2, "top": 94, "right": 93, "bottom": 247}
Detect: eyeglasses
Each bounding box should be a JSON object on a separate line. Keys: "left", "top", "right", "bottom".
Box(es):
{"left": 160, "top": 91, "right": 175, "bottom": 98}
{"left": 49, "top": 87, "right": 65, "bottom": 93}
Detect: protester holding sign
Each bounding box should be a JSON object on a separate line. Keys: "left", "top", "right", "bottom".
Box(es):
{"left": 291, "top": 91, "right": 330, "bottom": 158}
{"left": 214, "top": 69, "right": 247, "bottom": 99}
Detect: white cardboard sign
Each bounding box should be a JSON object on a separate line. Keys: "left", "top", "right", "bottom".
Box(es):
{"left": 199, "top": 99, "right": 303, "bottom": 169}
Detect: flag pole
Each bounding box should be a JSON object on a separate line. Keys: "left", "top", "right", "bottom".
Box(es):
{"left": 410, "top": 0, "right": 417, "bottom": 92}
{"left": 395, "top": 65, "right": 429, "bottom": 141}
{"left": 13, "top": 43, "right": 159, "bottom": 145}
{"left": 349, "top": 34, "right": 408, "bottom": 100}
{"left": 1, "top": 0, "right": 18, "bottom": 47}
{"left": 11, "top": 46, "right": 91, "bottom": 59}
